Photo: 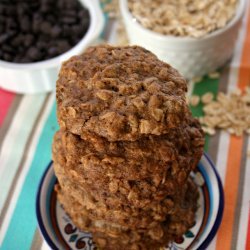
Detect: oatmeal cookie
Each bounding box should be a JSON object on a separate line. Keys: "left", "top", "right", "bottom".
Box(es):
{"left": 57, "top": 45, "right": 189, "bottom": 141}
{"left": 54, "top": 44, "right": 205, "bottom": 249}
{"left": 54, "top": 160, "right": 196, "bottom": 229}
{"left": 56, "top": 178, "right": 198, "bottom": 250}
{"left": 52, "top": 123, "right": 203, "bottom": 209}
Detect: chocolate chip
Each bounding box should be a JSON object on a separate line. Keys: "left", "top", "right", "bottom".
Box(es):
{"left": 72, "top": 25, "right": 84, "bottom": 36}
{"left": 20, "top": 57, "right": 31, "bottom": 63}
{"left": 0, "top": 24, "right": 4, "bottom": 33}
{"left": 37, "top": 39, "right": 48, "bottom": 48}
{"left": 0, "top": 0, "right": 90, "bottom": 63}
{"left": 61, "top": 10, "right": 76, "bottom": 17}
{"left": 62, "top": 25, "right": 71, "bottom": 37}
{"left": 48, "top": 47, "right": 59, "bottom": 56}
{"left": 61, "top": 16, "right": 77, "bottom": 24}
{"left": 40, "top": 21, "right": 52, "bottom": 34}
{"left": 2, "top": 44, "right": 14, "bottom": 54}
{"left": 21, "top": 17, "right": 31, "bottom": 33}
{"left": 11, "top": 34, "right": 24, "bottom": 47}
{"left": 24, "top": 34, "right": 35, "bottom": 47}
{"left": 45, "top": 14, "right": 56, "bottom": 23}
{"left": 57, "top": 40, "right": 71, "bottom": 53}
{"left": 6, "top": 18, "right": 17, "bottom": 30}
{"left": 5, "top": 5, "right": 15, "bottom": 15}
{"left": 17, "top": 3, "right": 29, "bottom": 16}
{"left": 27, "top": 47, "right": 43, "bottom": 60}
{"left": 0, "top": 4, "right": 4, "bottom": 14}
{"left": 78, "top": 9, "right": 89, "bottom": 19}
{"left": 40, "top": 4, "right": 51, "bottom": 13}
{"left": 0, "top": 34, "right": 10, "bottom": 44}
{"left": 51, "top": 25, "right": 62, "bottom": 38}
{"left": 0, "top": 16, "right": 6, "bottom": 24}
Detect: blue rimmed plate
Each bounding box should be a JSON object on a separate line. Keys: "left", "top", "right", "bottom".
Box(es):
{"left": 36, "top": 153, "right": 224, "bottom": 250}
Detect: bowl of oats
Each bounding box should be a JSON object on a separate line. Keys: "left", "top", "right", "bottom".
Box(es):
{"left": 120, "top": 0, "right": 246, "bottom": 79}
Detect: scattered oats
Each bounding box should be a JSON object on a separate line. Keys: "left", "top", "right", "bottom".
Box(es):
{"left": 202, "top": 126, "right": 216, "bottom": 135}
{"left": 199, "top": 88, "right": 250, "bottom": 136}
{"left": 208, "top": 71, "right": 220, "bottom": 79}
{"left": 227, "top": 128, "right": 235, "bottom": 134}
{"left": 198, "top": 117, "right": 204, "bottom": 123}
{"left": 217, "top": 92, "right": 229, "bottom": 105}
{"left": 231, "top": 87, "right": 242, "bottom": 96}
{"left": 242, "top": 94, "right": 250, "bottom": 104}
{"left": 128, "top": 0, "right": 239, "bottom": 38}
{"left": 247, "top": 150, "right": 250, "bottom": 157}
{"left": 189, "top": 95, "right": 200, "bottom": 106}
{"left": 192, "top": 76, "right": 203, "bottom": 84}
{"left": 218, "top": 120, "right": 231, "bottom": 129}
{"left": 201, "top": 92, "right": 214, "bottom": 104}
{"left": 235, "top": 129, "right": 243, "bottom": 137}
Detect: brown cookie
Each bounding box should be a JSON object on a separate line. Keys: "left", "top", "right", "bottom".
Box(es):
{"left": 52, "top": 123, "right": 203, "bottom": 209}
{"left": 56, "top": 45, "right": 189, "bottom": 141}
{"left": 56, "top": 177, "right": 198, "bottom": 250}
{"left": 54, "top": 159, "right": 197, "bottom": 229}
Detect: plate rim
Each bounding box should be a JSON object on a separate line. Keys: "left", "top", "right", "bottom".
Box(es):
{"left": 197, "top": 153, "right": 224, "bottom": 250}
{"left": 36, "top": 153, "right": 224, "bottom": 250}
{"left": 36, "top": 161, "right": 58, "bottom": 250}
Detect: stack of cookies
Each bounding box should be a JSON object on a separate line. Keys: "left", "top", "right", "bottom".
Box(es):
{"left": 52, "top": 45, "right": 205, "bottom": 250}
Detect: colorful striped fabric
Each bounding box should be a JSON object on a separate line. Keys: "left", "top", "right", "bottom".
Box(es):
{"left": 1, "top": 4, "right": 250, "bottom": 250}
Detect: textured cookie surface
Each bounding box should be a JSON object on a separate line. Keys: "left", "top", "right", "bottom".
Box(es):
{"left": 57, "top": 45, "right": 189, "bottom": 141}
{"left": 52, "top": 123, "right": 203, "bottom": 210}
{"left": 54, "top": 44, "right": 205, "bottom": 249}
{"left": 56, "top": 177, "right": 198, "bottom": 250}
{"left": 54, "top": 159, "right": 196, "bottom": 229}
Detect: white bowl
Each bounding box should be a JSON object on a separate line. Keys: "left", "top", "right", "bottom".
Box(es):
{"left": 120, "top": 0, "right": 246, "bottom": 79}
{"left": 0, "top": 0, "right": 104, "bottom": 94}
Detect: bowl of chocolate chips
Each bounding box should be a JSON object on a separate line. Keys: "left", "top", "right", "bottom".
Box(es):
{"left": 0, "top": 0, "right": 104, "bottom": 94}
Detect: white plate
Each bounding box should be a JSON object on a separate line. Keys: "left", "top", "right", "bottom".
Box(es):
{"left": 36, "top": 154, "right": 224, "bottom": 250}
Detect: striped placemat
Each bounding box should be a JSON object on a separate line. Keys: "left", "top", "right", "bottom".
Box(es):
{"left": 0, "top": 4, "right": 250, "bottom": 250}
